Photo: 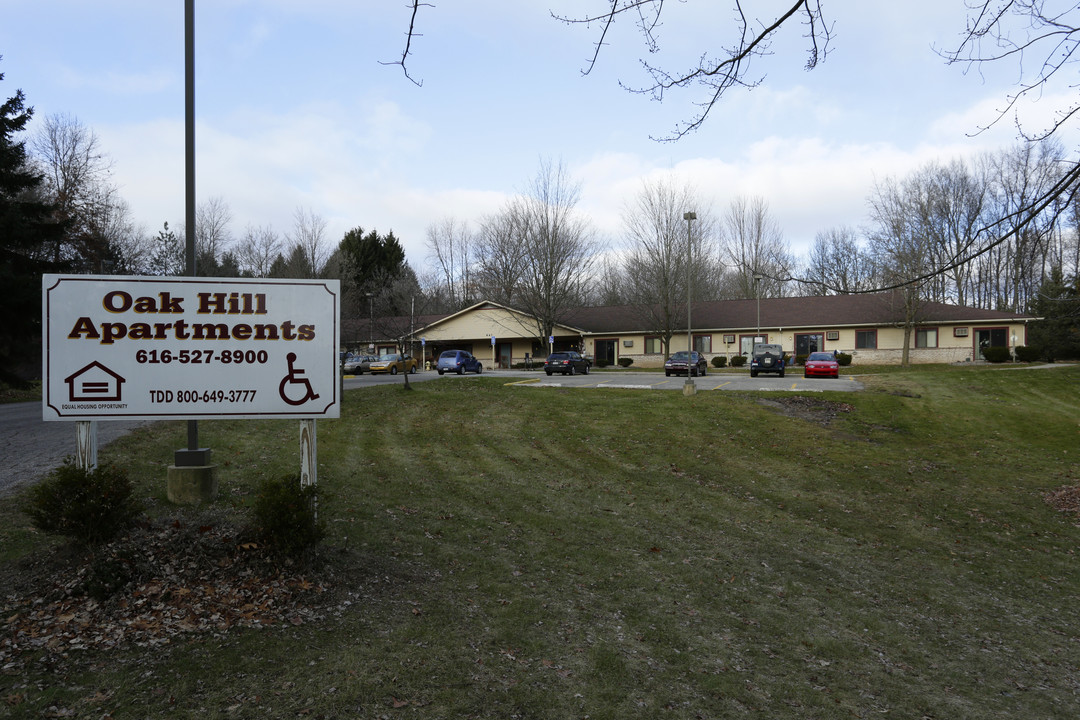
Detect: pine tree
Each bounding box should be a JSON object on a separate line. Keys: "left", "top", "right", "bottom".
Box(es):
{"left": 0, "top": 61, "right": 67, "bottom": 384}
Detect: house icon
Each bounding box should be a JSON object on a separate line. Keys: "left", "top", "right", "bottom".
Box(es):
{"left": 65, "top": 361, "right": 126, "bottom": 402}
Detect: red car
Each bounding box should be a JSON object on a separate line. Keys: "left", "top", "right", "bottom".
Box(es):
{"left": 803, "top": 351, "right": 839, "bottom": 378}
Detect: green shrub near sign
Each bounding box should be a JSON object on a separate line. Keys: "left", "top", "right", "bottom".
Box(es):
{"left": 23, "top": 459, "right": 141, "bottom": 544}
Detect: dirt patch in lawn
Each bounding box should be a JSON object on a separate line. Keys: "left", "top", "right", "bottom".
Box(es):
{"left": 756, "top": 395, "right": 855, "bottom": 426}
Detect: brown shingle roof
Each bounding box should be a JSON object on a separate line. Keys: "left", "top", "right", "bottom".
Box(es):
{"left": 348, "top": 293, "right": 1035, "bottom": 343}
{"left": 559, "top": 292, "right": 1034, "bottom": 334}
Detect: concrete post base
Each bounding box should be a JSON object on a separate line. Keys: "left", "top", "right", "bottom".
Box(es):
{"left": 683, "top": 380, "right": 697, "bottom": 396}
{"left": 167, "top": 464, "right": 218, "bottom": 504}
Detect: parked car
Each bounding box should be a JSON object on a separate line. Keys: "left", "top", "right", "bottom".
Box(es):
{"left": 664, "top": 351, "right": 708, "bottom": 377}
{"left": 803, "top": 351, "right": 840, "bottom": 379}
{"left": 368, "top": 353, "right": 419, "bottom": 375}
{"left": 437, "top": 349, "right": 483, "bottom": 375}
{"left": 343, "top": 354, "right": 376, "bottom": 374}
{"left": 544, "top": 351, "right": 590, "bottom": 376}
{"left": 750, "top": 343, "right": 786, "bottom": 378}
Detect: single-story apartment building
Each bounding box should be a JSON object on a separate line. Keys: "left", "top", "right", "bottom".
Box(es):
{"left": 342, "top": 292, "right": 1037, "bottom": 368}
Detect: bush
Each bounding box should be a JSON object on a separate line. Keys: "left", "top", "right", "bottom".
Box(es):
{"left": 730, "top": 355, "right": 746, "bottom": 367}
{"left": 981, "top": 346, "right": 1012, "bottom": 363}
{"left": 596, "top": 359, "right": 610, "bottom": 368}
{"left": 711, "top": 356, "right": 727, "bottom": 368}
{"left": 254, "top": 475, "right": 324, "bottom": 554}
{"left": 836, "top": 352, "right": 853, "bottom": 366}
{"left": 795, "top": 354, "right": 808, "bottom": 366}
{"left": 24, "top": 459, "right": 141, "bottom": 544}
{"left": 1014, "top": 345, "right": 1041, "bottom": 363}
{"left": 617, "top": 357, "right": 634, "bottom": 368}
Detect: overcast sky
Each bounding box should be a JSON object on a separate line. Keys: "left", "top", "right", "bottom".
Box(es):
{"left": 2, "top": 1, "right": 1070, "bottom": 277}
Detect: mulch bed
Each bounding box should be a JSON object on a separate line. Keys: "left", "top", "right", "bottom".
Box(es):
{"left": 1, "top": 518, "right": 334, "bottom": 674}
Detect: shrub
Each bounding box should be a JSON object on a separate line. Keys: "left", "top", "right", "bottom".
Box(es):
{"left": 596, "top": 359, "right": 610, "bottom": 368}
{"left": 24, "top": 460, "right": 141, "bottom": 544}
{"left": 730, "top": 355, "right": 746, "bottom": 367}
{"left": 836, "top": 352, "right": 853, "bottom": 366}
{"left": 711, "top": 356, "right": 727, "bottom": 368}
{"left": 795, "top": 354, "right": 808, "bottom": 366}
{"left": 1014, "top": 345, "right": 1041, "bottom": 363}
{"left": 617, "top": 357, "right": 634, "bottom": 368}
{"left": 254, "top": 475, "right": 324, "bottom": 554}
{"left": 981, "top": 346, "right": 1012, "bottom": 363}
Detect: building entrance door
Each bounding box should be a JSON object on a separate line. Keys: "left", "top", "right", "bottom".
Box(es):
{"left": 595, "top": 339, "right": 617, "bottom": 366}
{"left": 795, "top": 333, "right": 824, "bottom": 357}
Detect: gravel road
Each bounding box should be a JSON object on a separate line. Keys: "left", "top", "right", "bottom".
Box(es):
{"left": 0, "top": 401, "right": 148, "bottom": 496}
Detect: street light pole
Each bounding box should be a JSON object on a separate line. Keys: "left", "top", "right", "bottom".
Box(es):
{"left": 366, "top": 292, "right": 374, "bottom": 354}
{"left": 683, "top": 211, "right": 697, "bottom": 395}
{"left": 753, "top": 272, "right": 763, "bottom": 345}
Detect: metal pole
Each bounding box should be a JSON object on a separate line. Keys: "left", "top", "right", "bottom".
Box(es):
{"left": 683, "top": 211, "right": 696, "bottom": 394}
{"left": 754, "top": 272, "right": 763, "bottom": 343}
{"left": 367, "top": 293, "right": 374, "bottom": 353}
{"left": 179, "top": 0, "right": 204, "bottom": 464}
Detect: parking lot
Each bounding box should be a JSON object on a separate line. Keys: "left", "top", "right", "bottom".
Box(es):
{"left": 344, "top": 369, "right": 863, "bottom": 392}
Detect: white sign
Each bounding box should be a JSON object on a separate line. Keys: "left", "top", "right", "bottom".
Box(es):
{"left": 42, "top": 275, "right": 341, "bottom": 421}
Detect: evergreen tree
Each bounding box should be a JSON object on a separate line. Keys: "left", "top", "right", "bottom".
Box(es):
{"left": 0, "top": 62, "right": 67, "bottom": 384}
{"left": 1028, "top": 268, "right": 1080, "bottom": 361}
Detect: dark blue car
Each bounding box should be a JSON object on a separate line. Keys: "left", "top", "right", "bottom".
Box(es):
{"left": 437, "top": 349, "right": 483, "bottom": 375}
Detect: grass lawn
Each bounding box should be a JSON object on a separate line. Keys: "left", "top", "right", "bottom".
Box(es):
{"left": 2, "top": 365, "right": 1079, "bottom": 718}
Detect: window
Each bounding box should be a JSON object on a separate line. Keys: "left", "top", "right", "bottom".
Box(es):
{"left": 915, "top": 328, "right": 938, "bottom": 348}
{"left": 855, "top": 330, "right": 877, "bottom": 349}
{"left": 644, "top": 336, "right": 663, "bottom": 354}
{"left": 693, "top": 334, "right": 712, "bottom": 354}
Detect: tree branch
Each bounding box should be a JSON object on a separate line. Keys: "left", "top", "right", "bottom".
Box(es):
{"left": 380, "top": 0, "right": 432, "bottom": 87}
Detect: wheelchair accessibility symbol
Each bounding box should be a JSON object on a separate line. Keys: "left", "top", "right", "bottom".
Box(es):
{"left": 279, "top": 352, "right": 320, "bottom": 406}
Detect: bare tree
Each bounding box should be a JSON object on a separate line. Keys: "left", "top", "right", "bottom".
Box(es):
{"left": 802, "top": 226, "right": 873, "bottom": 295}
{"left": 619, "top": 177, "right": 721, "bottom": 356}
{"left": 30, "top": 112, "right": 133, "bottom": 271}
{"left": 287, "top": 206, "right": 329, "bottom": 278}
{"left": 980, "top": 141, "right": 1067, "bottom": 311}
{"left": 195, "top": 196, "right": 233, "bottom": 270}
{"left": 904, "top": 159, "right": 989, "bottom": 306}
{"left": 867, "top": 175, "right": 935, "bottom": 365}
{"left": 235, "top": 224, "right": 283, "bottom": 278}
{"left": 478, "top": 159, "right": 599, "bottom": 345}
{"left": 474, "top": 204, "right": 530, "bottom": 305}
{"left": 425, "top": 216, "right": 474, "bottom": 311}
{"left": 719, "top": 196, "right": 794, "bottom": 298}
